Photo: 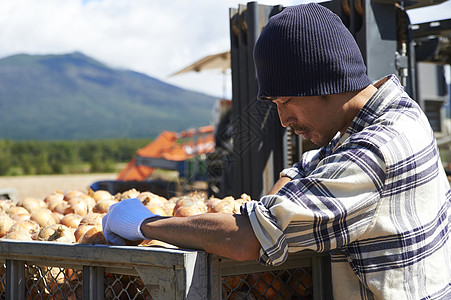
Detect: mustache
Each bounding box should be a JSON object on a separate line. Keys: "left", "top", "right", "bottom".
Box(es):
{"left": 291, "top": 125, "right": 309, "bottom": 132}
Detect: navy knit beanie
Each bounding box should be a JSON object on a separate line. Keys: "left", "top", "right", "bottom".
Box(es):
{"left": 254, "top": 3, "right": 372, "bottom": 100}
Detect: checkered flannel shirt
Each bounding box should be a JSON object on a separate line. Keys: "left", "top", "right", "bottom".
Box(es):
{"left": 241, "top": 75, "right": 451, "bottom": 299}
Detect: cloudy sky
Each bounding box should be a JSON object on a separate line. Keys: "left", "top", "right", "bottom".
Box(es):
{"left": 0, "top": 0, "right": 450, "bottom": 99}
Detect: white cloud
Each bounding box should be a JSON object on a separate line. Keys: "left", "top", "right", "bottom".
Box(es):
{"left": 0, "top": 0, "right": 301, "bottom": 98}
{"left": 1, "top": 0, "right": 447, "bottom": 98}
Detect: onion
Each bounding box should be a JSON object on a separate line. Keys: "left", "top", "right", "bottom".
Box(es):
{"left": 52, "top": 201, "right": 70, "bottom": 215}
{"left": 44, "top": 192, "right": 64, "bottom": 205}
{"left": 3, "top": 230, "right": 33, "bottom": 241}
{"left": 80, "top": 213, "right": 104, "bottom": 226}
{"left": 141, "top": 239, "right": 177, "bottom": 248}
{"left": 92, "top": 199, "right": 117, "bottom": 214}
{"left": 172, "top": 195, "right": 207, "bottom": 215}
{"left": 52, "top": 212, "right": 64, "bottom": 223}
{"left": 207, "top": 196, "right": 245, "bottom": 214}
{"left": 0, "top": 200, "right": 16, "bottom": 213}
{"left": 11, "top": 213, "right": 31, "bottom": 222}
{"left": 246, "top": 272, "right": 290, "bottom": 299}
{"left": 116, "top": 189, "right": 140, "bottom": 201}
{"left": 8, "top": 206, "right": 31, "bottom": 216}
{"left": 38, "top": 224, "right": 75, "bottom": 243}
{"left": 6, "top": 220, "right": 40, "bottom": 239}
{"left": 0, "top": 212, "right": 16, "bottom": 237}
{"left": 172, "top": 198, "right": 195, "bottom": 215}
{"left": 146, "top": 206, "right": 166, "bottom": 216}
{"left": 49, "top": 276, "right": 82, "bottom": 299}
{"left": 18, "top": 197, "right": 46, "bottom": 214}
{"left": 138, "top": 192, "right": 167, "bottom": 208}
{"left": 288, "top": 269, "right": 313, "bottom": 297}
{"left": 8, "top": 206, "right": 31, "bottom": 221}
{"left": 92, "top": 190, "right": 113, "bottom": 202}
{"left": 31, "top": 208, "right": 57, "bottom": 228}
{"left": 222, "top": 275, "right": 245, "bottom": 294}
{"left": 74, "top": 224, "right": 95, "bottom": 242}
{"left": 79, "top": 194, "right": 96, "bottom": 211}
{"left": 162, "top": 200, "right": 176, "bottom": 216}
{"left": 238, "top": 193, "right": 251, "bottom": 202}
{"left": 65, "top": 197, "right": 89, "bottom": 216}
{"left": 206, "top": 197, "right": 221, "bottom": 211}
{"left": 63, "top": 189, "right": 85, "bottom": 201}
{"left": 210, "top": 200, "right": 234, "bottom": 214}
{"left": 173, "top": 205, "right": 204, "bottom": 217}
{"left": 46, "top": 197, "right": 65, "bottom": 212}
{"left": 60, "top": 213, "right": 83, "bottom": 229}
{"left": 80, "top": 226, "right": 106, "bottom": 244}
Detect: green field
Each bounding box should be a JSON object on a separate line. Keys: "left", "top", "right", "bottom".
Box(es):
{"left": 0, "top": 139, "right": 151, "bottom": 176}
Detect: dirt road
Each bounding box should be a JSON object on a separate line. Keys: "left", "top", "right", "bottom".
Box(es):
{"left": 0, "top": 173, "right": 117, "bottom": 201}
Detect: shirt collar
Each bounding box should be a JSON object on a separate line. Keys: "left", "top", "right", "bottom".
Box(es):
{"left": 328, "top": 74, "right": 404, "bottom": 153}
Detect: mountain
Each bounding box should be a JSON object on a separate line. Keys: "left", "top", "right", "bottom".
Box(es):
{"left": 0, "top": 52, "right": 217, "bottom": 140}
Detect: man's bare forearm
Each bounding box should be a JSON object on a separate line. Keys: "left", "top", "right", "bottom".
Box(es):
{"left": 140, "top": 213, "right": 261, "bottom": 261}
{"left": 268, "top": 176, "right": 291, "bottom": 194}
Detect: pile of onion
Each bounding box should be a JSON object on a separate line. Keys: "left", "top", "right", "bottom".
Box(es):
{"left": 1, "top": 188, "right": 251, "bottom": 248}
{"left": 1, "top": 189, "right": 313, "bottom": 299}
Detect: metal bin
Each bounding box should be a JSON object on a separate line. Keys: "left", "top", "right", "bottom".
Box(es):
{"left": 0, "top": 240, "right": 332, "bottom": 299}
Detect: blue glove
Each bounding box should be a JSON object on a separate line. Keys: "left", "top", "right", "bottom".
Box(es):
{"left": 102, "top": 198, "right": 159, "bottom": 245}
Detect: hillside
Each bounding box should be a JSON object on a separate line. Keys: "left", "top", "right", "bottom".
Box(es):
{"left": 0, "top": 52, "right": 217, "bottom": 140}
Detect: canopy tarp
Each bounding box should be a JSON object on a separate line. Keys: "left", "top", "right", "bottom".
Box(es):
{"left": 117, "top": 126, "right": 215, "bottom": 181}
{"left": 170, "top": 51, "right": 230, "bottom": 76}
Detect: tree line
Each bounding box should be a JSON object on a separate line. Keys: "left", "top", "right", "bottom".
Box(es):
{"left": 0, "top": 139, "right": 151, "bottom": 176}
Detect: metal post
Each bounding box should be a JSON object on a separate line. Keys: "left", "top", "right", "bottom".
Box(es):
{"left": 312, "top": 255, "right": 333, "bottom": 300}
{"left": 229, "top": 2, "right": 284, "bottom": 199}
{"left": 83, "top": 265, "right": 104, "bottom": 300}
{"left": 6, "top": 259, "right": 25, "bottom": 300}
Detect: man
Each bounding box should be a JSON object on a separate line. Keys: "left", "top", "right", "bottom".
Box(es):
{"left": 103, "top": 3, "right": 451, "bottom": 299}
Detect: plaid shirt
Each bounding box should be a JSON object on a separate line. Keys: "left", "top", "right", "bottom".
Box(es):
{"left": 241, "top": 75, "right": 451, "bottom": 299}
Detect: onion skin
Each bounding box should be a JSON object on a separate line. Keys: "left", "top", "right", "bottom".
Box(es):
{"left": 6, "top": 220, "right": 40, "bottom": 239}
{"left": 52, "top": 201, "right": 70, "bottom": 215}
{"left": 116, "top": 189, "right": 140, "bottom": 201}
{"left": 60, "top": 213, "right": 83, "bottom": 229}
{"left": 38, "top": 224, "right": 75, "bottom": 243}
{"left": 31, "top": 208, "right": 57, "bottom": 228}
{"left": 79, "top": 213, "right": 104, "bottom": 226}
{"left": 0, "top": 200, "right": 16, "bottom": 213}
{"left": 92, "top": 199, "right": 117, "bottom": 214}
{"left": 8, "top": 206, "right": 30, "bottom": 216}
{"left": 44, "top": 192, "right": 64, "bottom": 206}
{"left": 0, "top": 212, "right": 16, "bottom": 238}
{"left": 91, "top": 190, "right": 113, "bottom": 202}
{"left": 80, "top": 226, "right": 106, "bottom": 244}
{"left": 3, "top": 230, "right": 33, "bottom": 241}
{"left": 138, "top": 192, "right": 168, "bottom": 208}
{"left": 146, "top": 206, "right": 166, "bottom": 216}
{"left": 18, "top": 197, "right": 46, "bottom": 214}
{"left": 141, "top": 239, "right": 177, "bottom": 248}
{"left": 8, "top": 190, "right": 252, "bottom": 249}
{"left": 63, "top": 190, "right": 85, "bottom": 201}
{"left": 1, "top": 189, "right": 260, "bottom": 299}
{"left": 65, "top": 197, "right": 89, "bottom": 216}
{"left": 173, "top": 205, "right": 204, "bottom": 217}
{"left": 74, "top": 224, "right": 96, "bottom": 242}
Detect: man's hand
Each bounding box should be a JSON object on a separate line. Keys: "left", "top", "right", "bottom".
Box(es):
{"left": 102, "top": 198, "right": 159, "bottom": 245}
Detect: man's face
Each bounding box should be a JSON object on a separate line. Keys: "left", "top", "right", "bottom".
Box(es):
{"left": 272, "top": 95, "right": 346, "bottom": 147}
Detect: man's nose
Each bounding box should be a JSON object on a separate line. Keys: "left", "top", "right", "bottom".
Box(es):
{"left": 277, "top": 107, "right": 294, "bottom": 128}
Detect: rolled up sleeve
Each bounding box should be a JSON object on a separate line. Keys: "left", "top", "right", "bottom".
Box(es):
{"left": 242, "top": 144, "right": 385, "bottom": 266}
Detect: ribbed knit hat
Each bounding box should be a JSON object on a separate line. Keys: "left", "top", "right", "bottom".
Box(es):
{"left": 254, "top": 3, "right": 372, "bottom": 100}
